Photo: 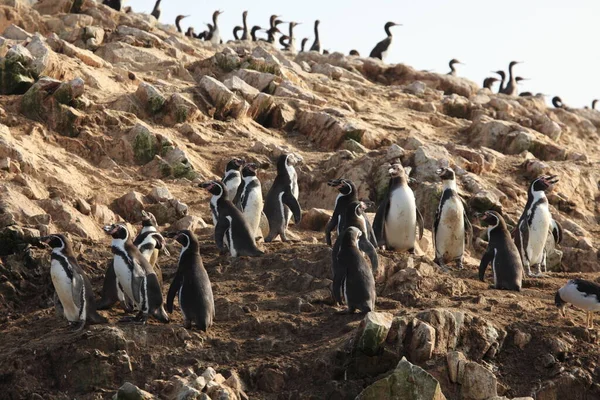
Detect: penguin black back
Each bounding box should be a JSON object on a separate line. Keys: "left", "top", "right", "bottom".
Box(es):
{"left": 325, "top": 178, "right": 358, "bottom": 246}
{"left": 166, "top": 230, "right": 215, "bottom": 331}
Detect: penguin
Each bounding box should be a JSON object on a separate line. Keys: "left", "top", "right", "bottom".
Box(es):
{"left": 373, "top": 163, "right": 424, "bottom": 253}
{"left": 97, "top": 211, "right": 167, "bottom": 311}
{"left": 238, "top": 163, "right": 264, "bottom": 239}
{"left": 166, "top": 230, "right": 215, "bottom": 331}
{"left": 40, "top": 234, "right": 107, "bottom": 330}
{"left": 555, "top": 279, "right": 600, "bottom": 329}
{"left": 478, "top": 211, "right": 523, "bottom": 291}
{"left": 332, "top": 201, "right": 379, "bottom": 304}
{"left": 335, "top": 227, "right": 376, "bottom": 314}
{"left": 199, "top": 181, "right": 264, "bottom": 257}
{"left": 433, "top": 167, "right": 473, "bottom": 269}
{"left": 222, "top": 157, "right": 245, "bottom": 204}
{"left": 514, "top": 175, "right": 563, "bottom": 277}
{"left": 103, "top": 224, "right": 169, "bottom": 323}
{"left": 263, "top": 154, "right": 302, "bottom": 242}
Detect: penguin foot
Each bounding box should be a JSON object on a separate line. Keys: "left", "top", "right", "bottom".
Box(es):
{"left": 408, "top": 248, "right": 416, "bottom": 255}
{"left": 68, "top": 320, "right": 86, "bottom": 332}
{"left": 183, "top": 319, "right": 192, "bottom": 330}
{"left": 455, "top": 260, "right": 464, "bottom": 269}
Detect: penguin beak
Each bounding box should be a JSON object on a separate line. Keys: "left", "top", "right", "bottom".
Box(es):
{"left": 199, "top": 182, "right": 214, "bottom": 190}
{"left": 103, "top": 225, "right": 119, "bottom": 235}
{"left": 163, "top": 231, "right": 178, "bottom": 239}
{"left": 38, "top": 236, "right": 51, "bottom": 244}
{"left": 436, "top": 168, "right": 443, "bottom": 175}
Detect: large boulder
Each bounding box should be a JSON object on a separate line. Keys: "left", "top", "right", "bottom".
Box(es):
{"left": 198, "top": 75, "right": 249, "bottom": 120}
{"left": 354, "top": 312, "right": 393, "bottom": 356}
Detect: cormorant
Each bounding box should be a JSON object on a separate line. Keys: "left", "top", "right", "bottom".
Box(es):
{"left": 241, "top": 11, "right": 249, "bottom": 40}
{"left": 264, "top": 26, "right": 281, "bottom": 45}
{"left": 300, "top": 38, "right": 309, "bottom": 52}
{"left": 552, "top": 96, "right": 564, "bottom": 109}
{"left": 233, "top": 26, "right": 243, "bottom": 40}
{"left": 287, "top": 22, "right": 300, "bottom": 54}
{"left": 349, "top": 49, "right": 360, "bottom": 56}
{"left": 279, "top": 35, "right": 290, "bottom": 51}
{"left": 251, "top": 26, "right": 262, "bottom": 42}
{"left": 482, "top": 77, "right": 499, "bottom": 90}
{"left": 500, "top": 61, "right": 521, "bottom": 96}
{"left": 210, "top": 10, "right": 224, "bottom": 45}
{"left": 493, "top": 70, "right": 506, "bottom": 93}
{"left": 447, "top": 59, "right": 463, "bottom": 76}
{"left": 150, "top": 0, "right": 161, "bottom": 20}
{"left": 369, "top": 22, "right": 400, "bottom": 61}
{"left": 203, "top": 23, "right": 215, "bottom": 42}
{"left": 175, "top": 15, "right": 188, "bottom": 34}
{"left": 103, "top": 0, "right": 121, "bottom": 12}
{"left": 592, "top": 99, "right": 598, "bottom": 110}
{"left": 185, "top": 27, "right": 195, "bottom": 37}
{"left": 310, "top": 20, "right": 321, "bottom": 52}
{"left": 269, "top": 15, "right": 281, "bottom": 29}
{"left": 323, "top": 49, "right": 330, "bottom": 55}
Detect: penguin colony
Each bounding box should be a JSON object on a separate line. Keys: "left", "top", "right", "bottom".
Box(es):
{"left": 39, "top": 149, "right": 597, "bottom": 329}
{"left": 103, "top": 1, "right": 598, "bottom": 104}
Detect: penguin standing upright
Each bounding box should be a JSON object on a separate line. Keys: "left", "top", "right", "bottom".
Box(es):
{"left": 263, "top": 154, "right": 302, "bottom": 242}
{"left": 433, "top": 167, "right": 473, "bottom": 269}
{"left": 514, "top": 175, "right": 563, "bottom": 277}
{"left": 103, "top": 224, "right": 169, "bottom": 323}
{"left": 40, "top": 234, "right": 107, "bottom": 330}
{"left": 331, "top": 201, "right": 379, "bottom": 304}
{"left": 238, "top": 163, "right": 263, "bottom": 239}
{"left": 222, "top": 158, "right": 245, "bottom": 204}
{"left": 479, "top": 211, "right": 523, "bottom": 291}
{"left": 335, "top": 227, "right": 376, "bottom": 314}
{"left": 325, "top": 178, "right": 357, "bottom": 246}
{"left": 373, "top": 163, "right": 424, "bottom": 253}
{"left": 200, "top": 181, "right": 264, "bottom": 257}
{"left": 166, "top": 230, "right": 215, "bottom": 331}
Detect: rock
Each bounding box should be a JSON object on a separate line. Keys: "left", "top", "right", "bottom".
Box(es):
{"left": 162, "top": 93, "right": 201, "bottom": 126}
{"left": 135, "top": 82, "right": 166, "bottom": 114}
{"left": 91, "top": 203, "right": 117, "bottom": 224}
{"left": 38, "top": 198, "right": 104, "bottom": 240}
{"left": 233, "top": 69, "right": 277, "bottom": 92}
{"left": 513, "top": 330, "right": 532, "bottom": 350}
{"left": 223, "top": 75, "right": 260, "bottom": 101}
{"left": 26, "top": 34, "right": 60, "bottom": 77}
{"left": 257, "top": 368, "right": 285, "bottom": 393}
{"left": 446, "top": 351, "right": 467, "bottom": 383}
{"left": 169, "top": 215, "right": 208, "bottom": 233}
{"left": 356, "top": 357, "right": 446, "bottom": 400}
{"left": 76, "top": 198, "right": 92, "bottom": 215}
{"left": 248, "top": 93, "right": 276, "bottom": 125}
{"left": 409, "top": 319, "right": 436, "bottom": 363}
{"left": 342, "top": 139, "right": 369, "bottom": 154}
{"left": 113, "top": 382, "right": 154, "bottom": 400}
{"left": 113, "top": 191, "right": 146, "bottom": 222}
{"left": 199, "top": 76, "right": 249, "bottom": 120}
{"left": 355, "top": 312, "right": 393, "bottom": 356}
{"left": 116, "top": 25, "right": 162, "bottom": 47}
{"left": 416, "top": 309, "right": 463, "bottom": 354}
{"left": 2, "top": 24, "right": 32, "bottom": 40}
{"left": 298, "top": 208, "right": 331, "bottom": 231}
{"left": 311, "top": 63, "right": 344, "bottom": 80}
{"left": 95, "top": 42, "right": 176, "bottom": 72}
{"left": 84, "top": 26, "right": 105, "bottom": 50}
{"left": 0, "top": 53, "right": 37, "bottom": 95}
{"left": 460, "top": 361, "right": 498, "bottom": 400}
{"left": 148, "top": 186, "right": 172, "bottom": 203}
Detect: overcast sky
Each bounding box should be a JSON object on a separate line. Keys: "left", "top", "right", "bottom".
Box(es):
{"left": 128, "top": 0, "right": 599, "bottom": 108}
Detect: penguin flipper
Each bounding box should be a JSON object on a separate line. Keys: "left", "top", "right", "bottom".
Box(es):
{"left": 324, "top": 214, "right": 338, "bottom": 246}
{"left": 463, "top": 208, "right": 473, "bottom": 251}
{"left": 166, "top": 270, "right": 183, "bottom": 314}
{"left": 416, "top": 208, "right": 424, "bottom": 240}
{"left": 365, "top": 216, "right": 378, "bottom": 247}
{"left": 70, "top": 272, "right": 85, "bottom": 316}
{"left": 282, "top": 190, "right": 302, "bottom": 224}
{"left": 359, "top": 236, "right": 379, "bottom": 278}
{"left": 97, "top": 261, "right": 118, "bottom": 310}
{"left": 478, "top": 249, "right": 493, "bottom": 281}
{"left": 551, "top": 219, "right": 563, "bottom": 244}
{"left": 233, "top": 181, "right": 245, "bottom": 210}
{"left": 373, "top": 198, "right": 389, "bottom": 247}
{"left": 332, "top": 257, "right": 345, "bottom": 305}
{"left": 214, "top": 217, "right": 231, "bottom": 250}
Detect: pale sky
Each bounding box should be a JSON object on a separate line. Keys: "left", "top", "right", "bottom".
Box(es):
{"left": 128, "top": 0, "right": 600, "bottom": 108}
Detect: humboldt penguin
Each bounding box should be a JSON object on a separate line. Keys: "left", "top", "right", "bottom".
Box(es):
{"left": 200, "top": 181, "right": 264, "bottom": 257}
{"left": 175, "top": 15, "right": 188, "bottom": 33}
{"left": 447, "top": 59, "right": 463, "bottom": 76}
{"left": 325, "top": 178, "right": 358, "bottom": 246}
{"left": 369, "top": 22, "right": 401, "bottom": 61}
{"left": 373, "top": 163, "right": 424, "bottom": 253}
{"left": 238, "top": 163, "right": 263, "bottom": 239}
{"left": 103, "top": 224, "right": 169, "bottom": 323}
{"left": 40, "top": 234, "right": 107, "bottom": 330}
{"left": 222, "top": 157, "right": 245, "bottom": 204}
{"left": 514, "top": 175, "right": 563, "bottom": 277}
{"left": 335, "top": 227, "right": 376, "bottom": 314}
{"left": 433, "top": 167, "right": 472, "bottom": 270}
{"left": 150, "top": 0, "right": 161, "bottom": 20}
{"left": 556, "top": 279, "right": 600, "bottom": 329}
{"left": 478, "top": 211, "right": 523, "bottom": 291}
{"left": 210, "top": 10, "right": 224, "bottom": 45}
{"left": 310, "top": 20, "right": 321, "bottom": 52}
{"left": 263, "top": 154, "right": 302, "bottom": 242}
{"left": 166, "top": 230, "right": 215, "bottom": 331}
{"left": 500, "top": 61, "right": 522, "bottom": 96}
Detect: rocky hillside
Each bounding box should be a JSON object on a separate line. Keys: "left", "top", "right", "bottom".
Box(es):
{"left": 1, "top": 0, "right": 600, "bottom": 399}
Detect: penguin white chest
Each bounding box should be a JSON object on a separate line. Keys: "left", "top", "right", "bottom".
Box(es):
{"left": 242, "top": 185, "right": 263, "bottom": 236}
{"left": 224, "top": 173, "right": 241, "bottom": 201}
{"left": 50, "top": 259, "right": 81, "bottom": 321}
{"left": 385, "top": 186, "right": 417, "bottom": 250}
{"left": 226, "top": 216, "right": 237, "bottom": 257}
{"left": 113, "top": 256, "right": 135, "bottom": 302}
{"left": 527, "top": 202, "right": 551, "bottom": 265}
{"left": 435, "top": 196, "right": 465, "bottom": 260}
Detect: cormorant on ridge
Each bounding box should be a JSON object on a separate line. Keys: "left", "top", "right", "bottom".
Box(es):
{"left": 241, "top": 11, "right": 250, "bottom": 41}
{"left": 287, "top": 22, "right": 300, "bottom": 54}
{"left": 310, "top": 20, "right": 321, "bottom": 52}
{"left": 233, "top": 26, "right": 243, "bottom": 40}
{"left": 210, "top": 10, "right": 224, "bottom": 45}
{"left": 552, "top": 96, "right": 564, "bottom": 109}
{"left": 279, "top": 35, "right": 290, "bottom": 51}
{"left": 300, "top": 38, "right": 309, "bottom": 52}
{"left": 103, "top": 0, "right": 121, "bottom": 12}
{"left": 151, "top": 0, "right": 161, "bottom": 20}
{"left": 493, "top": 70, "right": 506, "bottom": 93}
{"left": 203, "top": 23, "right": 215, "bottom": 42}
{"left": 369, "top": 22, "right": 401, "bottom": 61}
{"left": 592, "top": 99, "right": 598, "bottom": 110}
{"left": 500, "top": 61, "right": 522, "bottom": 96}
{"left": 447, "top": 59, "right": 463, "bottom": 76}
{"left": 185, "top": 27, "right": 195, "bottom": 37}
{"left": 175, "top": 15, "right": 188, "bottom": 34}
{"left": 349, "top": 49, "right": 360, "bottom": 56}
{"left": 482, "top": 77, "right": 499, "bottom": 90}
{"left": 251, "top": 26, "right": 263, "bottom": 42}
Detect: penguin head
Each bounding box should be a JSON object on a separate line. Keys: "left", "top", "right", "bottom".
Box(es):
{"left": 344, "top": 226, "right": 362, "bottom": 246}
{"left": 388, "top": 163, "right": 406, "bottom": 178}
{"left": 141, "top": 210, "right": 157, "bottom": 227}
{"left": 226, "top": 158, "right": 245, "bottom": 172}
{"left": 39, "top": 234, "right": 69, "bottom": 251}
{"left": 354, "top": 201, "right": 369, "bottom": 215}
{"left": 103, "top": 224, "right": 129, "bottom": 240}
{"left": 531, "top": 175, "right": 558, "bottom": 194}
{"left": 480, "top": 211, "right": 501, "bottom": 228}
{"left": 242, "top": 163, "right": 258, "bottom": 177}
{"left": 199, "top": 180, "right": 225, "bottom": 197}
{"left": 554, "top": 290, "right": 567, "bottom": 317}
{"left": 165, "top": 230, "right": 197, "bottom": 249}
{"left": 328, "top": 178, "right": 354, "bottom": 195}
{"left": 436, "top": 167, "right": 455, "bottom": 181}
{"left": 285, "top": 153, "right": 303, "bottom": 166}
